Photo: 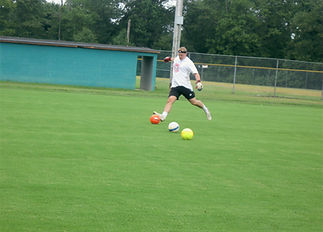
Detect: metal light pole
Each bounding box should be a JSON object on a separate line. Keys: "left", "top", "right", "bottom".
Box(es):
{"left": 170, "top": 0, "right": 184, "bottom": 83}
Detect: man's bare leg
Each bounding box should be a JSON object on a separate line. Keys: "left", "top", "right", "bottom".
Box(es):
{"left": 154, "top": 96, "right": 177, "bottom": 121}
{"left": 189, "top": 98, "right": 212, "bottom": 120}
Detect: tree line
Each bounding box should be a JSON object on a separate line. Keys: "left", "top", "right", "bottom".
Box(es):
{"left": 0, "top": 0, "right": 322, "bottom": 62}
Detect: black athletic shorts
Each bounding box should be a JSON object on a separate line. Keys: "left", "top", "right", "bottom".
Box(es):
{"left": 169, "top": 86, "right": 195, "bottom": 100}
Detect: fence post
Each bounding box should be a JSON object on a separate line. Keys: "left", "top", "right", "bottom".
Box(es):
{"left": 232, "top": 56, "right": 237, "bottom": 94}
{"left": 200, "top": 65, "right": 204, "bottom": 80}
{"left": 274, "top": 59, "right": 279, "bottom": 97}
{"left": 305, "top": 67, "right": 308, "bottom": 89}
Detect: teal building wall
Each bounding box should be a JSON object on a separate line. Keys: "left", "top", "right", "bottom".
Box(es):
{"left": 0, "top": 38, "right": 158, "bottom": 90}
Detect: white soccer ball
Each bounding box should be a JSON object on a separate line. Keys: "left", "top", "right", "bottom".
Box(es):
{"left": 168, "top": 122, "right": 180, "bottom": 132}
{"left": 196, "top": 82, "right": 203, "bottom": 91}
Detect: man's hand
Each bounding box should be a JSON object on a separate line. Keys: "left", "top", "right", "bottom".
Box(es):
{"left": 195, "top": 80, "right": 203, "bottom": 91}
{"left": 163, "top": 57, "right": 172, "bottom": 63}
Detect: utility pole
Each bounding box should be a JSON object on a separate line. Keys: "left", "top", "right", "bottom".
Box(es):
{"left": 127, "top": 19, "right": 131, "bottom": 46}
{"left": 170, "top": 0, "right": 184, "bottom": 84}
{"left": 58, "top": 0, "right": 63, "bottom": 40}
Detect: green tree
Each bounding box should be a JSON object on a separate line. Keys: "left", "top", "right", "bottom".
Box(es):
{"left": 0, "top": 0, "right": 321, "bottom": 62}
{"left": 0, "top": 0, "right": 16, "bottom": 35}
{"left": 119, "top": 0, "right": 173, "bottom": 48}
{"left": 73, "top": 27, "right": 97, "bottom": 42}
{"left": 251, "top": 0, "right": 298, "bottom": 59}
{"left": 287, "top": 0, "right": 323, "bottom": 62}
{"left": 183, "top": 0, "right": 261, "bottom": 56}
{"left": 84, "top": 0, "right": 122, "bottom": 44}
{"left": 210, "top": 0, "right": 261, "bottom": 56}
{"left": 111, "top": 28, "right": 129, "bottom": 45}
{"left": 152, "top": 32, "right": 173, "bottom": 50}
{"left": 14, "top": 0, "right": 48, "bottom": 38}
{"left": 61, "top": 0, "right": 122, "bottom": 43}
{"left": 60, "top": 1, "right": 96, "bottom": 41}
{"left": 42, "top": 2, "right": 63, "bottom": 40}
{"left": 182, "top": 0, "right": 219, "bottom": 53}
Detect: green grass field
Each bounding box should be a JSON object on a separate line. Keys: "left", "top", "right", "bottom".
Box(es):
{"left": 1, "top": 80, "right": 322, "bottom": 232}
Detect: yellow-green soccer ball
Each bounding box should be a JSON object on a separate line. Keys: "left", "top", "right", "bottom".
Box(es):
{"left": 181, "top": 128, "right": 194, "bottom": 140}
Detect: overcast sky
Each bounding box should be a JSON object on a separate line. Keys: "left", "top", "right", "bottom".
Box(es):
{"left": 46, "top": 0, "right": 65, "bottom": 4}
{"left": 46, "top": 0, "right": 176, "bottom": 7}
{"left": 46, "top": 0, "right": 64, "bottom": 4}
{"left": 47, "top": 0, "right": 64, "bottom": 4}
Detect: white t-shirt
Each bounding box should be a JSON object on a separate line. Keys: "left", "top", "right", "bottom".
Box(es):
{"left": 171, "top": 56, "right": 198, "bottom": 90}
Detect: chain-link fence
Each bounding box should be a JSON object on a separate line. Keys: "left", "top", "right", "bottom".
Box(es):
{"left": 144, "top": 50, "right": 323, "bottom": 100}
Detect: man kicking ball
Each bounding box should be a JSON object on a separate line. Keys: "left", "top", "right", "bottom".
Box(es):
{"left": 154, "top": 47, "right": 212, "bottom": 121}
